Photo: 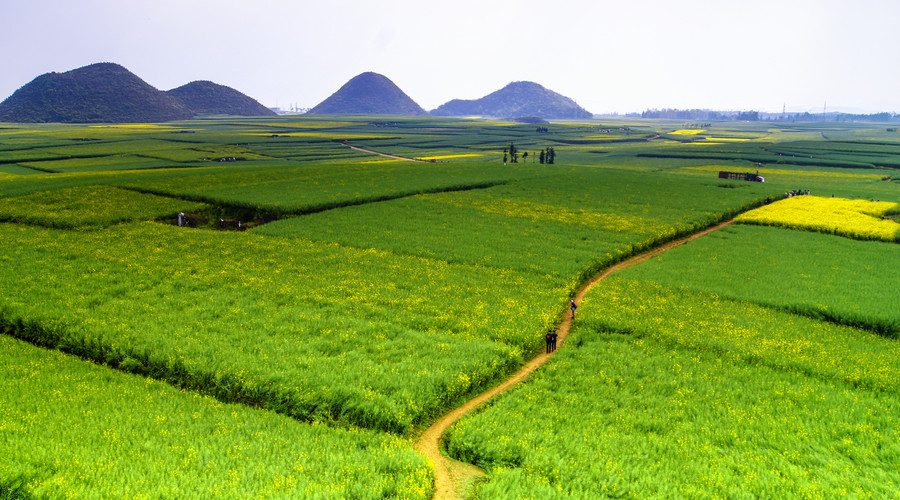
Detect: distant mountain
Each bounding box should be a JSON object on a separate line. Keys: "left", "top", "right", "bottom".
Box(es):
{"left": 431, "top": 81, "right": 592, "bottom": 119}
{"left": 0, "top": 62, "right": 192, "bottom": 123}
{"left": 167, "top": 81, "right": 276, "bottom": 116}
{"left": 307, "top": 72, "right": 427, "bottom": 115}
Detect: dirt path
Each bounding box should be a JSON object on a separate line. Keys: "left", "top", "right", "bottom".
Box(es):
{"left": 343, "top": 141, "right": 426, "bottom": 162}
{"left": 414, "top": 219, "right": 734, "bottom": 500}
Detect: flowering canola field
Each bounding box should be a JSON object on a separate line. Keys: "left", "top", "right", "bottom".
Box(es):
{"left": 736, "top": 195, "right": 900, "bottom": 242}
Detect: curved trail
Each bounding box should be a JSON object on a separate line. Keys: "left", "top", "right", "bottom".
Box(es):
{"left": 414, "top": 220, "right": 734, "bottom": 500}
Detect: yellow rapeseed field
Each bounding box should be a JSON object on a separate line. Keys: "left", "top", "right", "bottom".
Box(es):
{"left": 416, "top": 154, "right": 483, "bottom": 160}
{"left": 234, "top": 121, "right": 356, "bottom": 129}
{"left": 247, "top": 132, "right": 396, "bottom": 140}
{"left": 88, "top": 124, "right": 182, "bottom": 130}
{"left": 736, "top": 195, "right": 900, "bottom": 241}
{"left": 682, "top": 164, "right": 885, "bottom": 180}
{"left": 420, "top": 194, "right": 668, "bottom": 235}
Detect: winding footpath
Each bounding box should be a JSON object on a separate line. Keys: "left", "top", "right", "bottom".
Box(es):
{"left": 414, "top": 220, "right": 734, "bottom": 500}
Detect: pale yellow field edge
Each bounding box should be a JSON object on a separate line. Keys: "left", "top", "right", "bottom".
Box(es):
{"left": 415, "top": 220, "right": 735, "bottom": 500}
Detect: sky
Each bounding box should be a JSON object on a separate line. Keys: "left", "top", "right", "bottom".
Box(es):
{"left": 2, "top": 0, "right": 899, "bottom": 115}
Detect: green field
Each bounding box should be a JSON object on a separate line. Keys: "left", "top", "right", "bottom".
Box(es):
{"left": 0, "top": 335, "right": 430, "bottom": 500}
{"left": 448, "top": 228, "right": 899, "bottom": 498}
{"left": 611, "top": 224, "right": 900, "bottom": 336}
{"left": 0, "top": 116, "right": 898, "bottom": 498}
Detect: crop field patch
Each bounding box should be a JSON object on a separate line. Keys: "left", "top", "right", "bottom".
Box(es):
{"left": 112, "top": 161, "right": 541, "bottom": 213}
{"left": 18, "top": 154, "right": 171, "bottom": 172}
{"left": 681, "top": 163, "right": 886, "bottom": 180}
{"left": 246, "top": 132, "right": 401, "bottom": 141}
{"left": 0, "top": 185, "right": 207, "bottom": 228}
{"left": 0, "top": 221, "right": 562, "bottom": 433}
{"left": 256, "top": 167, "right": 771, "bottom": 285}
{"left": 448, "top": 324, "right": 900, "bottom": 499}
{"left": 614, "top": 224, "right": 900, "bottom": 336}
{"left": 735, "top": 195, "right": 900, "bottom": 242}
{"left": 583, "top": 276, "right": 900, "bottom": 391}
{"left": 0, "top": 335, "right": 431, "bottom": 499}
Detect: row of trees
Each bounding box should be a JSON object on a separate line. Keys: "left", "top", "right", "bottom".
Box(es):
{"left": 641, "top": 108, "right": 761, "bottom": 121}
{"left": 503, "top": 143, "right": 555, "bottom": 164}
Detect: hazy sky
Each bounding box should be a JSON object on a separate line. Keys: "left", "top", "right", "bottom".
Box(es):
{"left": 2, "top": 0, "right": 899, "bottom": 114}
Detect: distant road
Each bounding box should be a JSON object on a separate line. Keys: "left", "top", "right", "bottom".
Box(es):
{"left": 342, "top": 141, "right": 426, "bottom": 162}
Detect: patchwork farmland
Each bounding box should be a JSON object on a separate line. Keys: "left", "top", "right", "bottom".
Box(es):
{"left": 0, "top": 116, "right": 898, "bottom": 499}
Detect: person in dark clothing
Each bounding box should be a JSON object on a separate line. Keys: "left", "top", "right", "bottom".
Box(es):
{"left": 550, "top": 330, "right": 558, "bottom": 352}
{"left": 545, "top": 330, "right": 553, "bottom": 353}
{"left": 570, "top": 299, "right": 578, "bottom": 319}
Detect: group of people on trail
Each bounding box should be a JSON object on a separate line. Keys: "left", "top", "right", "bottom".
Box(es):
{"left": 545, "top": 329, "right": 558, "bottom": 353}
{"left": 785, "top": 189, "right": 810, "bottom": 198}
{"left": 545, "top": 300, "right": 579, "bottom": 353}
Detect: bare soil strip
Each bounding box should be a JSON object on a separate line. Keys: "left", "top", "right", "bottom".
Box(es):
{"left": 414, "top": 220, "right": 734, "bottom": 500}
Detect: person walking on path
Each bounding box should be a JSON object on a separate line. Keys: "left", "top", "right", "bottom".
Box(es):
{"left": 545, "top": 330, "right": 554, "bottom": 353}
{"left": 550, "top": 330, "right": 558, "bottom": 352}
{"left": 570, "top": 299, "right": 578, "bottom": 319}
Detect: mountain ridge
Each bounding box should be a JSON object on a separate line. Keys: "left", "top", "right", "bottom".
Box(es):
{"left": 167, "top": 80, "right": 276, "bottom": 117}
{"left": 431, "top": 81, "right": 593, "bottom": 119}
{"left": 307, "top": 72, "right": 427, "bottom": 115}
{"left": 0, "top": 62, "right": 193, "bottom": 123}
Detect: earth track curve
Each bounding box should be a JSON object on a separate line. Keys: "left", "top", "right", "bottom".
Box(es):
{"left": 414, "top": 220, "right": 734, "bottom": 500}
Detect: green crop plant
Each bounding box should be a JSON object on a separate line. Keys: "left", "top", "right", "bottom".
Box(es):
{"left": 0, "top": 335, "right": 431, "bottom": 499}
{"left": 0, "top": 185, "right": 207, "bottom": 229}
{"left": 1, "top": 116, "right": 898, "bottom": 498}
{"left": 447, "top": 322, "right": 900, "bottom": 498}
{"left": 615, "top": 224, "right": 900, "bottom": 336}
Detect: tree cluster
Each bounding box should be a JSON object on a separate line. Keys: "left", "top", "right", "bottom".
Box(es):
{"left": 539, "top": 147, "right": 555, "bottom": 164}
{"left": 503, "top": 143, "right": 555, "bottom": 164}
{"left": 503, "top": 143, "right": 520, "bottom": 163}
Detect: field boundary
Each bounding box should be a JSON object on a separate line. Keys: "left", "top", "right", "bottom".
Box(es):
{"left": 124, "top": 179, "right": 511, "bottom": 221}
{"left": 415, "top": 220, "right": 734, "bottom": 500}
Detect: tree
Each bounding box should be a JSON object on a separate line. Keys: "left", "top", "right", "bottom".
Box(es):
{"left": 539, "top": 150, "right": 545, "bottom": 164}
{"left": 508, "top": 143, "right": 518, "bottom": 163}
{"left": 522, "top": 151, "right": 528, "bottom": 163}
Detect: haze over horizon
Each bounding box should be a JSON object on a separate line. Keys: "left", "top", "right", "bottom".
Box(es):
{"left": 2, "top": 0, "right": 899, "bottom": 116}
